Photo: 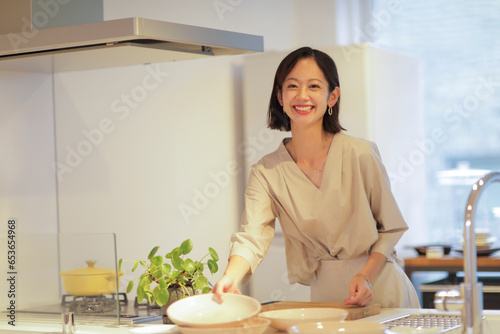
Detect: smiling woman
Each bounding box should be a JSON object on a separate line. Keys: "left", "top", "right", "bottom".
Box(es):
{"left": 278, "top": 58, "right": 339, "bottom": 131}
{"left": 267, "top": 47, "right": 343, "bottom": 135}
{"left": 212, "top": 46, "right": 420, "bottom": 309}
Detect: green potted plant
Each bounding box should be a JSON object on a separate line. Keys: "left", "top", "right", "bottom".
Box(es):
{"left": 120, "top": 239, "right": 219, "bottom": 323}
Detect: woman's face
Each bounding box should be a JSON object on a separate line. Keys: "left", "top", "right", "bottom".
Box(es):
{"left": 278, "top": 57, "right": 339, "bottom": 130}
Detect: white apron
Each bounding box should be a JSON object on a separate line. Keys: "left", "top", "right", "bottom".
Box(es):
{"left": 310, "top": 254, "right": 420, "bottom": 308}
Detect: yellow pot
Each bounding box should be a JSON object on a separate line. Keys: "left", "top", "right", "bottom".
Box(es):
{"left": 60, "top": 260, "right": 123, "bottom": 296}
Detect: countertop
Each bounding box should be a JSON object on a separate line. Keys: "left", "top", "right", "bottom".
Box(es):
{"left": 3, "top": 309, "right": 500, "bottom": 333}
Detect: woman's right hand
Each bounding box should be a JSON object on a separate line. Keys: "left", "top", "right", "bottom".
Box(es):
{"left": 212, "top": 274, "right": 241, "bottom": 303}
{"left": 211, "top": 255, "right": 250, "bottom": 303}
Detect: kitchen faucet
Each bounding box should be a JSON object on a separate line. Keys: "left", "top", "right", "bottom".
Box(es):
{"left": 435, "top": 171, "right": 500, "bottom": 334}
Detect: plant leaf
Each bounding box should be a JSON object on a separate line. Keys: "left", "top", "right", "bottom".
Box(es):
{"left": 202, "top": 286, "right": 212, "bottom": 294}
{"left": 172, "top": 254, "right": 183, "bottom": 271}
{"left": 209, "top": 247, "right": 219, "bottom": 261}
{"left": 151, "top": 267, "right": 163, "bottom": 279}
{"left": 131, "top": 260, "right": 139, "bottom": 272}
{"left": 183, "top": 258, "right": 196, "bottom": 273}
{"left": 194, "top": 276, "right": 209, "bottom": 291}
{"left": 207, "top": 259, "right": 219, "bottom": 274}
{"left": 140, "top": 274, "right": 152, "bottom": 286}
{"left": 162, "top": 263, "right": 172, "bottom": 274}
{"left": 151, "top": 255, "right": 163, "bottom": 266}
{"left": 172, "top": 247, "right": 181, "bottom": 258}
{"left": 169, "top": 271, "right": 180, "bottom": 282}
{"left": 118, "top": 259, "right": 122, "bottom": 272}
{"left": 148, "top": 246, "right": 160, "bottom": 260}
{"left": 153, "top": 285, "right": 170, "bottom": 306}
{"left": 126, "top": 280, "right": 134, "bottom": 293}
{"left": 136, "top": 285, "right": 145, "bottom": 304}
{"left": 145, "top": 290, "right": 154, "bottom": 304}
{"left": 180, "top": 239, "right": 193, "bottom": 255}
{"left": 159, "top": 277, "right": 167, "bottom": 289}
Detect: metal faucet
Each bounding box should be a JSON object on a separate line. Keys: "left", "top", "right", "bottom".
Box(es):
{"left": 435, "top": 171, "right": 500, "bottom": 334}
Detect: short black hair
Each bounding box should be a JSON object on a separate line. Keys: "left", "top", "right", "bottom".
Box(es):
{"left": 267, "top": 46, "right": 345, "bottom": 134}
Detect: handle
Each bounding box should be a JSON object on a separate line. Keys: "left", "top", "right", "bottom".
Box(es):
{"left": 62, "top": 312, "right": 75, "bottom": 334}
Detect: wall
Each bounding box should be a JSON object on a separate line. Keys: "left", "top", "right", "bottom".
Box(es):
{"left": 50, "top": 0, "right": 339, "bottom": 299}
{"left": 0, "top": 70, "right": 60, "bottom": 307}
{"left": 0, "top": 0, "right": 425, "bottom": 307}
{"left": 53, "top": 56, "right": 245, "bottom": 290}
{"left": 0, "top": 0, "right": 343, "bottom": 306}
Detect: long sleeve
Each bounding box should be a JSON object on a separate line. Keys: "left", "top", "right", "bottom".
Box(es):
{"left": 361, "top": 142, "right": 408, "bottom": 258}
{"left": 229, "top": 167, "right": 277, "bottom": 285}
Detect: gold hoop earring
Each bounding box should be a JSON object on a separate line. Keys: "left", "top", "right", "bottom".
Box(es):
{"left": 328, "top": 106, "right": 333, "bottom": 116}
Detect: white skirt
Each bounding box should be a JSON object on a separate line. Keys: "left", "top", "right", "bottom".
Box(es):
{"left": 310, "top": 254, "right": 420, "bottom": 308}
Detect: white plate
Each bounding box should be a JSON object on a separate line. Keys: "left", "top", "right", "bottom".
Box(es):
{"left": 259, "top": 308, "right": 348, "bottom": 332}
{"left": 287, "top": 320, "right": 386, "bottom": 334}
{"left": 129, "top": 325, "right": 178, "bottom": 333}
{"left": 177, "top": 317, "right": 270, "bottom": 334}
{"left": 167, "top": 294, "right": 261, "bottom": 327}
{"left": 387, "top": 326, "right": 444, "bottom": 333}
{"left": 461, "top": 236, "right": 496, "bottom": 247}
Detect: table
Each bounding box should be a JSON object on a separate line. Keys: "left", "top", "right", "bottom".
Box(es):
{"left": 404, "top": 256, "right": 500, "bottom": 279}
{"left": 405, "top": 256, "right": 500, "bottom": 308}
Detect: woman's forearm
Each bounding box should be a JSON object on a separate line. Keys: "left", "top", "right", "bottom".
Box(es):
{"left": 344, "top": 251, "right": 387, "bottom": 306}
{"left": 359, "top": 251, "right": 386, "bottom": 282}
{"left": 224, "top": 255, "right": 251, "bottom": 284}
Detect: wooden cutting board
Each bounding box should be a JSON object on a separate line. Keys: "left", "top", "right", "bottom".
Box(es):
{"left": 261, "top": 301, "right": 380, "bottom": 320}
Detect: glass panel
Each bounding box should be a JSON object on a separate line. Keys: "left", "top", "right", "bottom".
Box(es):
{"left": 0, "top": 232, "right": 152, "bottom": 326}
{"left": 372, "top": 0, "right": 500, "bottom": 247}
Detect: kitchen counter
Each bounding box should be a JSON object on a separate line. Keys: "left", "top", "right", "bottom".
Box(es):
{"left": 3, "top": 309, "right": 500, "bottom": 333}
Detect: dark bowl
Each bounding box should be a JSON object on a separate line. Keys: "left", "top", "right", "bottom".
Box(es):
{"left": 410, "top": 245, "right": 452, "bottom": 256}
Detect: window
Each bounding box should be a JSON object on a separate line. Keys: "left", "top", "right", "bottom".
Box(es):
{"left": 372, "top": 0, "right": 500, "bottom": 245}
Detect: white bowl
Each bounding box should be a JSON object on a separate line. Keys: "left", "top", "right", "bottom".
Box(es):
{"left": 461, "top": 236, "right": 496, "bottom": 248}
{"left": 287, "top": 320, "right": 386, "bottom": 334}
{"left": 386, "top": 326, "right": 444, "bottom": 333}
{"left": 259, "top": 308, "right": 348, "bottom": 332}
{"left": 166, "top": 294, "right": 261, "bottom": 328}
{"left": 177, "top": 317, "right": 271, "bottom": 334}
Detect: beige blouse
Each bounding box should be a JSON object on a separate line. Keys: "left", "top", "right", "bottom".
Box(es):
{"left": 229, "top": 132, "right": 409, "bottom": 286}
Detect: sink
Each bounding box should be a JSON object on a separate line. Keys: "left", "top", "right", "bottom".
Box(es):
{"left": 382, "top": 313, "right": 462, "bottom": 332}
{"left": 361, "top": 309, "right": 500, "bottom": 333}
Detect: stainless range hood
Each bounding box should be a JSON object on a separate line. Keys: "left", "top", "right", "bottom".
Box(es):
{"left": 0, "top": 1, "right": 263, "bottom": 72}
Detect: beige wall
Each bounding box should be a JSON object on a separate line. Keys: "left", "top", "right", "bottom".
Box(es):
{"left": 0, "top": 0, "right": 345, "bottom": 305}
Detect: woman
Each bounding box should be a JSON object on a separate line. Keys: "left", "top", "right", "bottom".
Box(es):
{"left": 212, "top": 47, "right": 419, "bottom": 308}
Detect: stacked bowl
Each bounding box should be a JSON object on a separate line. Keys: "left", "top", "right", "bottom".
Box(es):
{"left": 166, "top": 294, "right": 269, "bottom": 334}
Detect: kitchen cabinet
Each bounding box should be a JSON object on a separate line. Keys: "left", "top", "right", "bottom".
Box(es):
{"left": 241, "top": 44, "right": 425, "bottom": 302}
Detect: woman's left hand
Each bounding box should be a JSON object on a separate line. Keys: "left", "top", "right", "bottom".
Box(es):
{"left": 343, "top": 274, "right": 373, "bottom": 307}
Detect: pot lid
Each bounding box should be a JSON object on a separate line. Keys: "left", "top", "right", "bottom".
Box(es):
{"left": 60, "top": 260, "right": 116, "bottom": 276}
